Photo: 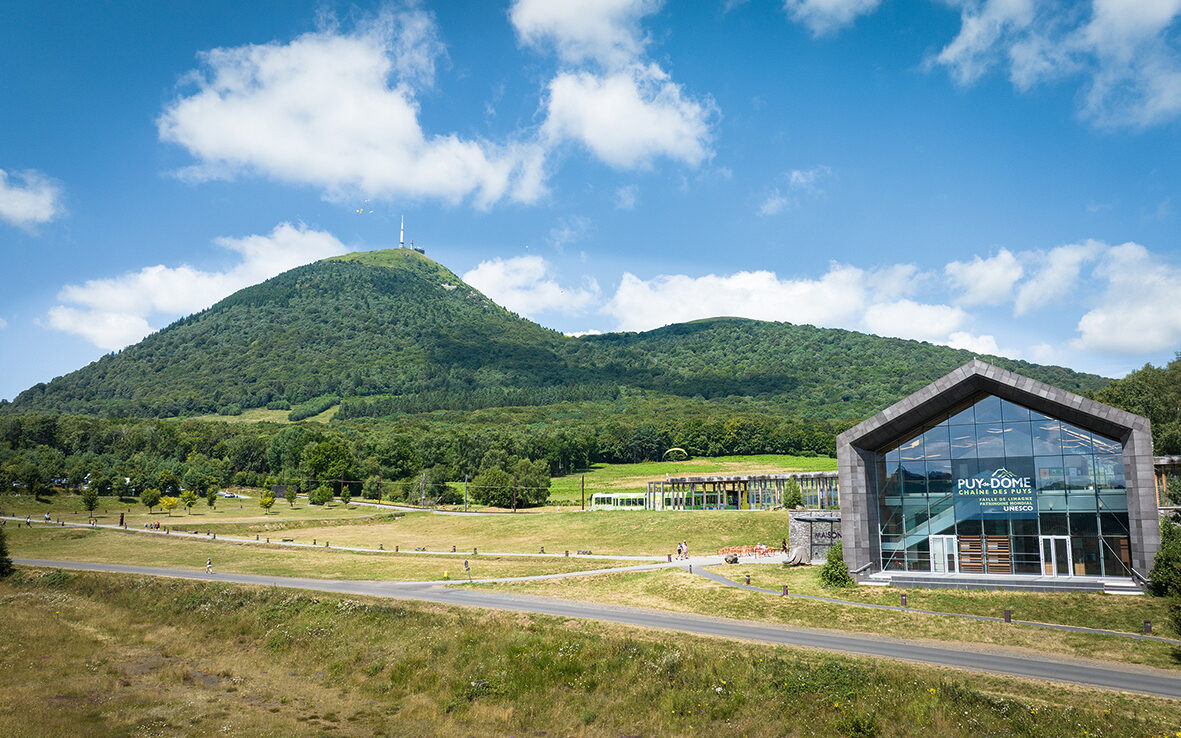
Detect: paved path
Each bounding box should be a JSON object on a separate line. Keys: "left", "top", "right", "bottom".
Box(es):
{"left": 14, "top": 558, "right": 1181, "bottom": 700}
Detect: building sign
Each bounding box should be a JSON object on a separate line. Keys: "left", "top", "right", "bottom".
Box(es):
{"left": 954, "top": 467, "right": 1037, "bottom": 518}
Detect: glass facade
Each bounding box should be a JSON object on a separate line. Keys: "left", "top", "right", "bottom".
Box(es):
{"left": 873, "top": 394, "right": 1132, "bottom": 577}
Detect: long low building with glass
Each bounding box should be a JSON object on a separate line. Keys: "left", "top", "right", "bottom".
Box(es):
{"left": 836, "top": 360, "right": 1160, "bottom": 589}
{"left": 629, "top": 471, "right": 839, "bottom": 510}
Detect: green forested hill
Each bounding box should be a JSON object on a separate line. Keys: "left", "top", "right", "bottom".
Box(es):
{"left": 7, "top": 249, "right": 1109, "bottom": 420}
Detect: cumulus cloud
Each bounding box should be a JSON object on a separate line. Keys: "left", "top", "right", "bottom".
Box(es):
{"left": 158, "top": 10, "right": 541, "bottom": 207}
{"left": 604, "top": 264, "right": 885, "bottom": 332}
{"left": 47, "top": 223, "right": 347, "bottom": 350}
{"left": 541, "top": 64, "right": 714, "bottom": 169}
{"left": 946, "top": 331, "right": 1003, "bottom": 355}
{"left": 945, "top": 248, "right": 1024, "bottom": 306}
{"left": 0, "top": 168, "right": 63, "bottom": 229}
{"left": 510, "top": 0, "right": 661, "bottom": 67}
{"left": 1072, "top": 241, "right": 1181, "bottom": 353}
{"left": 933, "top": 0, "right": 1181, "bottom": 127}
{"left": 513, "top": 0, "right": 716, "bottom": 173}
{"left": 862, "top": 300, "right": 969, "bottom": 342}
{"left": 784, "top": 0, "right": 883, "bottom": 36}
{"left": 463, "top": 255, "right": 600, "bottom": 317}
{"left": 1013, "top": 241, "right": 1103, "bottom": 315}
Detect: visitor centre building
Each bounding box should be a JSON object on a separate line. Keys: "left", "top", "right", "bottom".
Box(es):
{"left": 836, "top": 360, "right": 1159, "bottom": 587}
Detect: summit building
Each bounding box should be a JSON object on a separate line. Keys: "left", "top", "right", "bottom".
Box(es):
{"left": 837, "top": 360, "right": 1159, "bottom": 587}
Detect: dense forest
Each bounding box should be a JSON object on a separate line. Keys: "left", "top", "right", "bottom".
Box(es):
{"left": 5, "top": 249, "right": 1109, "bottom": 421}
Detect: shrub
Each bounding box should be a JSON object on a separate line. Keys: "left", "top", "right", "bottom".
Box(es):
{"left": 819, "top": 542, "right": 855, "bottom": 588}
{"left": 309, "top": 484, "right": 334, "bottom": 506}
{"left": 266, "top": 399, "right": 291, "bottom": 410}
{"left": 80, "top": 488, "right": 99, "bottom": 513}
{"left": 1148, "top": 518, "right": 1181, "bottom": 597}
{"left": 0, "top": 527, "right": 12, "bottom": 578}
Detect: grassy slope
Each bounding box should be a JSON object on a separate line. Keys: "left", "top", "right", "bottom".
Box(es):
{"left": 6, "top": 527, "right": 635, "bottom": 581}
{"left": 548, "top": 453, "right": 837, "bottom": 501}
{"left": 474, "top": 569, "right": 1181, "bottom": 671}
{"left": 1, "top": 569, "right": 1175, "bottom": 737}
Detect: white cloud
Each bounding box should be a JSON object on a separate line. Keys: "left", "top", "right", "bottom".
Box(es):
{"left": 946, "top": 330, "right": 1002, "bottom": 354}
{"left": 1072, "top": 241, "right": 1181, "bottom": 353}
{"left": 0, "top": 317, "right": 7, "bottom": 330}
{"left": 945, "top": 248, "right": 1024, "bottom": 306}
{"left": 934, "top": 0, "right": 1181, "bottom": 127}
{"left": 510, "top": 0, "right": 661, "bottom": 67}
{"left": 566, "top": 328, "right": 604, "bottom": 337}
{"left": 784, "top": 0, "right": 883, "bottom": 36}
{"left": 47, "top": 223, "right": 348, "bottom": 350}
{"left": 542, "top": 64, "right": 714, "bottom": 169}
{"left": 862, "top": 300, "right": 969, "bottom": 342}
{"left": 158, "top": 11, "right": 541, "bottom": 207}
{"left": 463, "top": 255, "right": 600, "bottom": 317}
{"left": 758, "top": 192, "right": 791, "bottom": 216}
{"left": 603, "top": 265, "right": 870, "bottom": 332}
{"left": 1013, "top": 241, "right": 1103, "bottom": 315}
{"left": 0, "top": 169, "right": 63, "bottom": 229}
{"left": 614, "top": 184, "right": 639, "bottom": 209}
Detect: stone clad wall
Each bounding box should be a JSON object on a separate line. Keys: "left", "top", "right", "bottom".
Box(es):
{"left": 788, "top": 509, "right": 842, "bottom": 564}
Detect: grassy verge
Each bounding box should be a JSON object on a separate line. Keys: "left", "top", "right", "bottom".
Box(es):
{"left": 548, "top": 453, "right": 837, "bottom": 502}
{"left": 473, "top": 569, "right": 1181, "bottom": 671}
{"left": 1, "top": 568, "right": 1176, "bottom": 737}
{"left": 5, "top": 526, "right": 638, "bottom": 581}
{"left": 193, "top": 508, "right": 795, "bottom": 557}
{"left": 732, "top": 565, "right": 1178, "bottom": 637}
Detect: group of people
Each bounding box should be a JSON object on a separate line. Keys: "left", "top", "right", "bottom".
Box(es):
{"left": 143, "top": 521, "right": 162, "bottom": 530}
{"left": 675, "top": 540, "right": 690, "bottom": 559}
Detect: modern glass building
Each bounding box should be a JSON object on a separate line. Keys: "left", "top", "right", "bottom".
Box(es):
{"left": 837, "top": 361, "right": 1159, "bottom": 585}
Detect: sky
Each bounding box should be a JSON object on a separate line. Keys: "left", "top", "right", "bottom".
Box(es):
{"left": 2, "top": 0, "right": 1181, "bottom": 402}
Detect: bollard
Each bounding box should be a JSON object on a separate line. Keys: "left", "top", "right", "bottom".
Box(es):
{"left": 325, "top": 541, "right": 328, "bottom": 547}
{"left": 565, "top": 550, "right": 569, "bottom": 557}
{"left": 745, "top": 574, "right": 750, "bottom": 585}
{"left": 452, "top": 545, "right": 456, "bottom": 552}
{"left": 667, "top": 553, "right": 672, "bottom": 563}
{"left": 379, "top": 543, "right": 383, "bottom": 550}
{"left": 901, "top": 593, "right": 907, "bottom": 607}
{"left": 689, "top": 564, "right": 693, "bottom": 574}
{"left": 782, "top": 585, "right": 788, "bottom": 596}
{"left": 313, "top": 539, "right": 316, "bottom": 545}
{"left": 1145, "top": 620, "right": 1152, "bottom": 634}
{"left": 266, "top": 537, "right": 269, "bottom": 543}
{"left": 256, "top": 534, "right": 259, "bottom": 541}
{"left": 395, "top": 545, "right": 399, "bottom": 552}
{"left": 473, "top": 547, "right": 477, "bottom": 555}
{"left": 1004, "top": 609, "right": 1011, "bottom": 623}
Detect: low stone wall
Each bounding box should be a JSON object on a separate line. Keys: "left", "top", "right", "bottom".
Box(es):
{"left": 788, "top": 508, "right": 842, "bottom": 564}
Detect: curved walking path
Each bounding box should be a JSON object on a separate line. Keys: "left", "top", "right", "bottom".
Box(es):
{"left": 13, "top": 558, "right": 1181, "bottom": 700}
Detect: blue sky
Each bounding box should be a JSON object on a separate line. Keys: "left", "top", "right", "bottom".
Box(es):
{"left": 2, "top": 0, "right": 1181, "bottom": 401}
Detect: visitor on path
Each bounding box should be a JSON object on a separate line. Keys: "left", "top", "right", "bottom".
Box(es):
{"left": 681, "top": 540, "right": 688, "bottom": 559}
{"left": 44, "top": 512, "right": 50, "bottom": 522}
{"left": 206, "top": 558, "right": 213, "bottom": 574}
{"left": 782, "top": 538, "right": 788, "bottom": 554}
{"left": 26, "top": 516, "right": 32, "bottom": 528}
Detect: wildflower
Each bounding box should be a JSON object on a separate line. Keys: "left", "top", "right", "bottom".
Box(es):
{"left": 929, "top": 688, "right": 936, "bottom": 694}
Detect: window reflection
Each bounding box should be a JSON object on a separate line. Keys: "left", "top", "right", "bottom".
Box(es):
{"left": 873, "top": 392, "right": 1129, "bottom": 577}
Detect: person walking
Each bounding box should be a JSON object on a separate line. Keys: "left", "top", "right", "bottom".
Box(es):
{"left": 205, "top": 558, "right": 213, "bottom": 574}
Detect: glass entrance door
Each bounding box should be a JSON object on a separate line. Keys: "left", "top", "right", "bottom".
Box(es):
{"left": 1040, "top": 536, "right": 1072, "bottom": 577}
{"left": 930, "top": 535, "right": 958, "bottom": 574}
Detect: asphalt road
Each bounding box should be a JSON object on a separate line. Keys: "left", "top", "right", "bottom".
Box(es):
{"left": 15, "top": 557, "right": 1181, "bottom": 700}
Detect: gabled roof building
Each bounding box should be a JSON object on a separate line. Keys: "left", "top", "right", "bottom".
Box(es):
{"left": 836, "top": 360, "right": 1159, "bottom": 587}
